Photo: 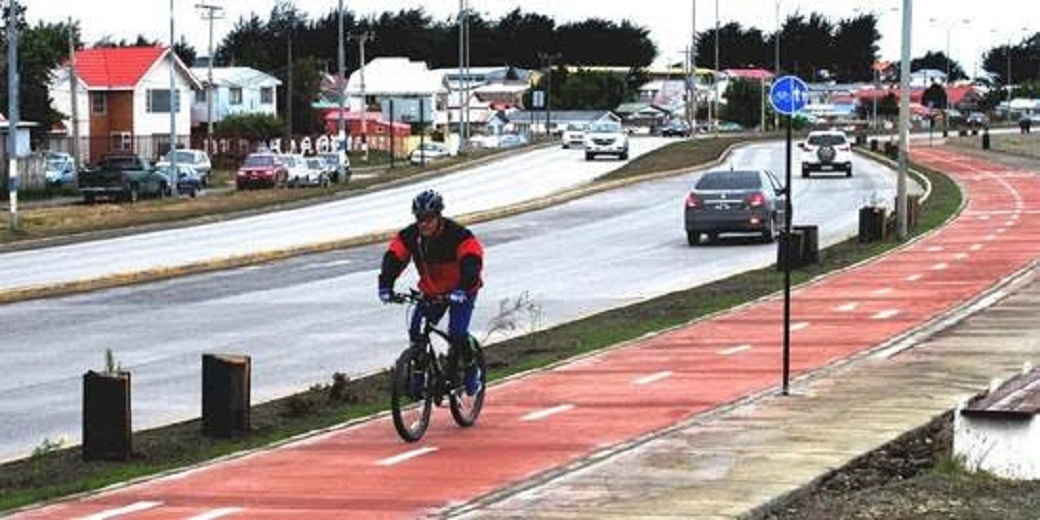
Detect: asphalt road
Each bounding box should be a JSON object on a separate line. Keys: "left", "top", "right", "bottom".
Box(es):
{"left": 0, "top": 140, "right": 899, "bottom": 462}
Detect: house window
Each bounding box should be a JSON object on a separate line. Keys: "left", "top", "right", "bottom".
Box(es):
{"left": 230, "top": 87, "right": 243, "bottom": 105}
{"left": 195, "top": 89, "right": 207, "bottom": 104}
{"left": 110, "top": 132, "right": 132, "bottom": 151}
{"left": 91, "top": 92, "right": 106, "bottom": 115}
{"left": 260, "top": 87, "right": 273, "bottom": 104}
{"left": 146, "top": 89, "right": 181, "bottom": 113}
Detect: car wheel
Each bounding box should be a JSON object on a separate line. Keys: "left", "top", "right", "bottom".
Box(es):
{"left": 846, "top": 165, "right": 853, "bottom": 178}
{"left": 706, "top": 232, "right": 718, "bottom": 244}
{"left": 189, "top": 187, "right": 198, "bottom": 198}
{"left": 801, "top": 167, "right": 810, "bottom": 178}
{"left": 761, "top": 215, "right": 777, "bottom": 243}
{"left": 620, "top": 151, "right": 629, "bottom": 160}
{"left": 585, "top": 152, "right": 594, "bottom": 161}
{"left": 126, "top": 185, "right": 139, "bottom": 204}
{"left": 686, "top": 231, "right": 700, "bottom": 246}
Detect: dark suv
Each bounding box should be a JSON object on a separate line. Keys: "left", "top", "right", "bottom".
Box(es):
{"left": 661, "top": 120, "right": 692, "bottom": 137}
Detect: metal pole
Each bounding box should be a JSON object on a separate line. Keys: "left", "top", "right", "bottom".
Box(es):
{"left": 1007, "top": 38, "right": 1012, "bottom": 119}
{"left": 872, "top": 66, "right": 878, "bottom": 130}
{"left": 196, "top": 2, "right": 222, "bottom": 156}
{"left": 782, "top": 113, "right": 791, "bottom": 395}
{"left": 774, "top": 0, "right": 780, "bottom": 130}
{"left": 359, "top": 33, "right": 369, "bottom": 162}
{"left": 896, "top": 0, "right": 912, "bottom": 240}
{"left": 68, "top": 17, "right": 81, "bottom": 171}
{"left": 458, "top": 0, "right": 464, "bottom": 145}
{"left": 7, "top": 0, "right": 20, "bottom": 230}
{"left": 711, "top": 0, "right": 719, "bottom": 138}
{"left": 337, "top": 0, "right": 345, "bottom": 181}
{"left": 168, "top": 0, "right": 178, "bottom": 196}
{"left": 691, "top": 0, "right": 697, "bottom": 132}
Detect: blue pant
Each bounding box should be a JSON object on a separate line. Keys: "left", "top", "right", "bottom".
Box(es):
{"left": 409, "top": 295, "right": 477, "bottom": 347}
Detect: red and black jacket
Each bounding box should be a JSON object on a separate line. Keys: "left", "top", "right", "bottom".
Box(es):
{"left": 378, "top": 218, "right": 484, "bottom": 296}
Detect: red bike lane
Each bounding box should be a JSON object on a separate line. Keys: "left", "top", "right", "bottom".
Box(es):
{"left": 12, "top": 146, "right": 1040, "bottom": 519}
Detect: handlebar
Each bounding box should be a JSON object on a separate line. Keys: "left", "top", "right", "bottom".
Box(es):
{"left": 387, "top": 289, "right": 447, "bottom": 305}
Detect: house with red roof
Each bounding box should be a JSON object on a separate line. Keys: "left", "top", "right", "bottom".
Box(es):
{"left": 50, "top": 46, "right": 201, "bottom": 163}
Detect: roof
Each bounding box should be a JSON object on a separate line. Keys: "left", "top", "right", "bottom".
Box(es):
{"left": 725, "top": 68, "right": 774, "bottom": 81}
{"left": 962, "top": 367, "right": 1040, "bottom": 420}
{"left": 188, "top": 67, "right": 281, "bottom": 88}
{"left": 74, "top": 46, "right": 167, "bottom": 89}
{"left": 346, "top": 57, "right": 443, "bottom": 96}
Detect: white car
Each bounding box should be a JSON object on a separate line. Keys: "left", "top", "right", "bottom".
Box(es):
{"left": 409, "top": 142, "right": 452, "bottom": 165}
{"left": 561, "top": 123, "right": 587, "bottom": 149}
{"left": 584, "top": 120, "right": 629, "bottom": 161}
{"left": 156, "top": 149, "right": 212, "bottom": 186}
{"left": 800, "top": 130, "right": 853, "bottom": 178}
{"left": 280, "top": 154, "right": 313, "bottom": 187}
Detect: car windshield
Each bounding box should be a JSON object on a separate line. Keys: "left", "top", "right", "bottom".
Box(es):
{"left": 566, "top": 123, "right": 585, "bottom": 131}
{"left": 807, "top": 134, "right": 847, "bottom": 146}
{"left": 695, "top": 171, "right": 762, "bottom": 190}
{"left": 244, "top": 155, "right": 277, "bottom": 167}
{"left": 46, "top": 159, "right": 65, "bottom": 169}
{"left": 164, "top": 151, "right": 198, "bottom": 163}
{"left": 589, "top": 122, "right": 620, "bottom": 133}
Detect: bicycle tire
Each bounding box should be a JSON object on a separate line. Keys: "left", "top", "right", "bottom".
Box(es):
{"left": 450, "top": 340, "right": 487, "bottom": 427}
{"left": 391, "top": 347, "right": 433, "bottom": 442}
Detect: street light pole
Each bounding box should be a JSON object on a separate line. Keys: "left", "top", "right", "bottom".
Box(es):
{"left": 691, "top": 0, "right": 697, "bottom": 132}
{"left": 713, "top": 0, "right": 719, "bottom": 137}
{"left": 168, "top": 0, "right": 178, "bottom": 196}
{"left": 897, "top": 0, "right": 912, "bottom": 241}
{"left": 7, "top": 0, "right": 20, "bottom": 230}
{"left": 337, "top": 0, "right": 346, "bottom": 179}
{"left": 774, "top": 0, "right": 781, "bottom": 130}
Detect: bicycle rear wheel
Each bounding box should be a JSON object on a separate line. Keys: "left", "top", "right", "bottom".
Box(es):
{"left": 391, "top": 347, "right": 433, "bottom": 442}
{"left": 450, "top": 341, "right": 487, "bottom": 427}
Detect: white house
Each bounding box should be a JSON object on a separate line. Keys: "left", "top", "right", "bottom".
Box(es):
{"left": 188, "top": 66, "right": 282, "bottom": 127}
{"left": 345, "top": 57, "right": 445, "bottom": 125}
{"left": 50, "top": 46, "right": 201, "bottom": 163}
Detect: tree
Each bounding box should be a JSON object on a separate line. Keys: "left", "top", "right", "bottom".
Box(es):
{"left": 911, "top": 51, "right": 965, "bottom": 82}
{"left": 722, "top": 79, "right": 765, "bottom": 129}
{"left": 921, "top": 82, "right": 948, "bottom": 110}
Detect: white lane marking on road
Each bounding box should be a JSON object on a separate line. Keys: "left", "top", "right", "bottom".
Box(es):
{"left": 521, "top": 404, "right": 575, "bottom": 422}
{"left": 835, "top": 302, "right": 858, "bottom": 312}
{"left": 873, "top": 309, "right": 901, "bottom": 320}
{"left": 954, "top": 252, "right": 969, "bottom": 260}
{"left": 872, "top": 287, "right": 893, "bottom": 296}
{"left": 985, "top": 234, "right": 997, "bottom": 241}
{"left": 187, "top": 508, "right": 245, "bottom": 520}
{"left": 906, "top": 273, "right": 923, "bottom": 282}
{"left": 78, "top": 501, "right": 164, "bottom": 520}
{"left": 970, "top": 244, "right": 983, "bottom": 251}
{"left": 997, "top": 228, "right": 1007, "bottom": 234}
{"left": 977, "top": 214, "right": 990, "bottom": 220}
{"left": 376, "top": 446, "right": 438, "bottom": 466}
{"left": 1006, "top": 220, "right": 1016, "bottom": 227}
{"left": 791, "top": 322, "right": 810, "bottom": 331}
{"left": 304, "top": 259, "right": 354, "bottom": 269}
{"left": 633, "top": 371, "right": 672, "bottom": 385}
{"left": 718, "top": 344, "right": 752, "bottom": 355}
{"left": 931, "top": 263, "right": 948, "bottom": 270}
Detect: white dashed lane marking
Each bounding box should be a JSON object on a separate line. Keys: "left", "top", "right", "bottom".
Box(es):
{"left": 873, "top": 309, "right": 901, "bottom": 320}
{"left": 718, "top": 344, "right": 752, "bottom": 356}
{"left": 78, "top": 501, "right": 163, "bottom": 520}
{"left": 376, "top": 446, "right": 438, "bottom": 467}
{"left": 633, "top": 371, "right": 672, "bottom": 385}
{"left": 521, "top": 404, "right": 575, "bottom": 422}
{"left": 187, "top": 507, "right": 246, "bottom": 520}
{"left": 835, "top": 302, "right": 858, "bottom": 312}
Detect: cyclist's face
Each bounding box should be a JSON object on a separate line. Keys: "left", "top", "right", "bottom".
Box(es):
{"left": 416, "top": 213, "right": 442, "bottom": 236}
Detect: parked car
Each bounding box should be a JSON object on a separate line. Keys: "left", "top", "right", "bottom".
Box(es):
{"left": 661, "top": 120, "right": 692, "bottom": 137}
{"left": 236, "top": 153, "right": 287, "bottom": 189}
{"left": 78, "top": 153, "right": 169, "bottom": 203}
{"left": 316, "top": 152, "right": 351, "bottom": 183}
{"left": 409, "top": 142, "right": 452, "bottom": 165}
{"left": 561, "top": 123, "right": 587, "bottom": 149}
{"left": 289, "top": 157, "right": 331, "bottom": 188}
{"left": 281, "top": 154, "right": 313, "bottom": 187}
{"left": 157, "top": 163, "right": 204, "bottom": 198}
{"left": 497, "top": 133, "right": 529, "bottom": 149}
{"left": 45, "top": 151, "right": 77, "bottom": 186}
{"left": 799, "top": 130, "right": 853, "bottom": 178}
{"left": 467, "top": 134, "right": 500, "bottom": 149}
{"left": 584, "top": 120, "right": 629, "bottom": 161}
{"left": 966, "top": 112, "right": 989, "bottom": 128}
{"left": 156, "top": 149, "right": 212, "bottom": 186}
{"left": 684, "top": 168, "right": 787, "bottom": 246}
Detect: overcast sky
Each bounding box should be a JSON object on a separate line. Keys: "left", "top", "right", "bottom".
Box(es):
{"left": 23, "top": 0, "right": 1036, "bottom": 76}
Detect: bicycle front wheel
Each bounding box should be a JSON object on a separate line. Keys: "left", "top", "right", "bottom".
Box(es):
{"left": 450, "top": 341, "right": 487, "bottom": 427}
{"left": 391, "top": 347, "right": 433, "bottom": 442}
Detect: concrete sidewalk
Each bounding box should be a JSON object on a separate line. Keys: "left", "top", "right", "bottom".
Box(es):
{"left": 449, "top": 148, "right": 1040, "bottom": 519}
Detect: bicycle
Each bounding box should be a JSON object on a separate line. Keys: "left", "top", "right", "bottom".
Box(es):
{"left": 387, "top": 289, "right": 487, "bottom": 442}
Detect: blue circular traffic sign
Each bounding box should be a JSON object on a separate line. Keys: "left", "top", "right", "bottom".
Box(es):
{"left": 769, "top": 75, "right": 809, "bottom": 115}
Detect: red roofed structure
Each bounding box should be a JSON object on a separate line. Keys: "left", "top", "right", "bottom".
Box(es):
{"left": 51, "top": 46, "right": 201, "bottom": 163}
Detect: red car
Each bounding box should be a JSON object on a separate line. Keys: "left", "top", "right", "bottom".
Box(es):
{"left": 236, "top": 153, "right": 288, "bottom": 189}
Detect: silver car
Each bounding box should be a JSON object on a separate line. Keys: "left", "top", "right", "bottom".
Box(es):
{"left": 684, "top": 169, "right": 787, "bottom": 245}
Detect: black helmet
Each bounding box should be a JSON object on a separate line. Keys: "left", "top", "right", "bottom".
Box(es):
{"left": 411, "top": 189, "right": 444, "bottom": 218}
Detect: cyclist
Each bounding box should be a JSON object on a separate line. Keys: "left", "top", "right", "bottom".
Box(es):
{"left": 378, "top": 189, "right": 484, "bottom": 393}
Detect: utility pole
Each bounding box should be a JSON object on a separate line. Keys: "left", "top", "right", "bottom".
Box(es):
{"left": 349, "top": 31, "right": 373, "bottom": 162}
{"left": 196, "top": 2, "right": 223, "bottom": 155}
{"left": 168, "top": 0, "right": 178, "bottom": 196}
{"left": 896, "top": 0, "right": 912, "bottom": 240}
{"left": 7, "top": 0, "right": 20, "bottom": 230}
{"left": 458, "top": 0, "right": 472, "bottom": 150}
{"left": 774, "top": 0, "right": 781, "bottom": 131}
{"left": 286, "top": 28, "right": 293, "bottom": 147}
{"left": 336, "top": 0, "right": 346, "bottom": 179}
{"left": 713, "top": 0, "right": 720, "bottom": 138}
{"left": 538, "top": 52, "right": 561, "bottom": 138}
{"left": 68, "top": 17, "right": 81, "bottom": 172}
{"left": 691, "top": 0, "right": 697, "bottom": 133}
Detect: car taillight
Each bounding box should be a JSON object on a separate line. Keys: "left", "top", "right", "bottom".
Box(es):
{"left": 747, "top": 192, "right": 766, "bottom": 208}
{"left": 685, "top": 192, "right": 702, "bottom": 209}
